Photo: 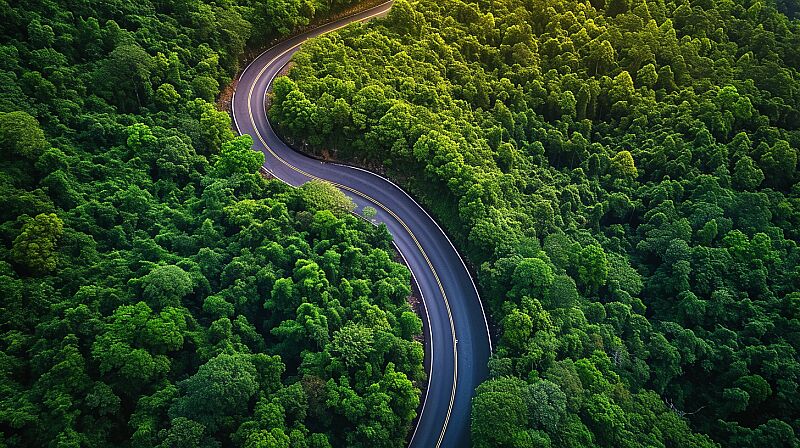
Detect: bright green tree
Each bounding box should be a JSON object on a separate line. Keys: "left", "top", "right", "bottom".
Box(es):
{"left": 11, "top": 213, "right": 63, "bottom": 275}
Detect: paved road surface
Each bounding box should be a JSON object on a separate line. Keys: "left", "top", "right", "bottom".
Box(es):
{"left": 231, "top": 4, "right": 491, "bottom": 446}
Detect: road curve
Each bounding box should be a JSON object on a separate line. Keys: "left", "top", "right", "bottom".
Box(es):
{"left": 231, "top": 3, "right": 491, "bottom": 446}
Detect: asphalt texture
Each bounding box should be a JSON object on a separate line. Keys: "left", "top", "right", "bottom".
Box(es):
{"left": 231, "top": 4, "right": 492, "bottom": 446}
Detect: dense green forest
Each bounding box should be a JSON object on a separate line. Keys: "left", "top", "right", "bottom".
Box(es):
{"left": 0, "top": 0, "right": 424, "bottom": 447}
{"left": 272, "top": 0, "right": 800, "bottom": 446}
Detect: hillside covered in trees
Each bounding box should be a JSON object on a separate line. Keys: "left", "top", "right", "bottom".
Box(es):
{"left": 271, "top": 0, "right": 800, "bottom": 446}
{"left": 0, "top": 0, "right": 424, "bottom": 447}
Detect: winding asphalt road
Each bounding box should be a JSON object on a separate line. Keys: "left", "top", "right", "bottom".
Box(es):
{"left": 231, "top": 3, "right": 491, "bottom": 446}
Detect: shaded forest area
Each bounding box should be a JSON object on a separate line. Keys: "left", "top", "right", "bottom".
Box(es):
{"left": 0, "top": 0, "right": 424, "bottom": 447}
{"left": 272, "top": 0, "right": 800, "bottom": 446}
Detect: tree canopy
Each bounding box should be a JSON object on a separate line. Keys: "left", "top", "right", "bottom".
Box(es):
{"left": 273, "top": 0, "right": 800, "bottom": 445}
{"left": 0, "top": 0, "right": 423, "bottom": 446}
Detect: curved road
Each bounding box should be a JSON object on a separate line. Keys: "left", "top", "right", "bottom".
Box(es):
{"left": 231, "top": 3, "right": 491, "bottom": 446}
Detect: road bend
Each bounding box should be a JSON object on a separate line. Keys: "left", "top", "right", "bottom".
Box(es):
{"left": 231, "top": 4, "right": 492, "bottom": 446}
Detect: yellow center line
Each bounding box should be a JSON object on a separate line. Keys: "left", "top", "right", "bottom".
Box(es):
{"left": 242, "top": 6, "right": 459, "bottom": 447}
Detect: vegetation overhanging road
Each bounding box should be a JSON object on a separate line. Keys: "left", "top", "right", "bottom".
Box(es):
{"left": 231, "top": 2, "right": 492, "bottom": 446}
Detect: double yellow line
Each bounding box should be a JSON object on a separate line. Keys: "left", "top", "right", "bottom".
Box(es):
{"left": 237, "top": 4, "right": 458, "bottom": 447}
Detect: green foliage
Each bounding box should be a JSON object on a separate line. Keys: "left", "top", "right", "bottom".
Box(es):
{"left": 300, "top": 179, "right": 356, "bottom": 214}
{"left": 362, "top": 205, "right": 377, "bottom": 219}
{"left": 0, "top": 111, "right": 48, "bottom": 159}
{"left": 510, "top": 258, "right": 554, "bottom": 300}
{"left": 170, "top": 353, "right": 261, "bottom": 431}
{"left": 577, "top": 245, "right": 609, "bottom": 295}
{"left": 330, "top": 323, "right": 375, "bottom": 368}
{"left": 11, "top": 213, "right": 63, "bottom": 274}
{"left": 95, "top": 44, "right": 155, "bottom": 112}
{"left": 471, "top": 377, "right": 530, "bottom": 447}
{"left": 275, "top": 0, "right": 800, "bottom": 446}
{"left": 138, "top": 265, "right": 194, "bottom": 309}
{"left": 0, "top": 1, "right": 421, "bottom": 447}
{"left": 211, "top": 135, "right": 264, "bottom": 177}
{"left": 611, "top": 151, "right": 637, "bottom": 178}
